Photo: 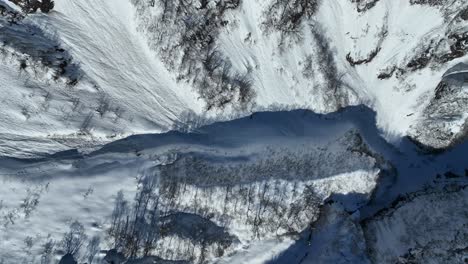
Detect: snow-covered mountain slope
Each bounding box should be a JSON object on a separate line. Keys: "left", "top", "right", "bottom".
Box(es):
{"left": 363, "top": 184, "right": 468, "bottom": 264}
{"left": 0, "top": 0, "right": 467, "bottom": 157}
{"left": 1, "top": 0, "right": 468, "bottom": 263}
{"left": 0, "top": 0, "right": 204, "bottom": 158}
{"left": 267, "top": 181, "right": 468, "bottom": 264}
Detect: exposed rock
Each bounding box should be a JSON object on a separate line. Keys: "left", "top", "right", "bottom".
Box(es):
{"left": 409, "top": 64, "right": 468, "bottom": 151}
{"left": 363, "top": 185, "right": 468, "bottom": 264}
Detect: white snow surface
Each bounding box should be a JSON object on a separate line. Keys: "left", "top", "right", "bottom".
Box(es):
{"left": 0, "top": 109, "right": 383, "bottom": 263}
{"left": 0, "top": 0, "right": 466, "bottom": 157}
{"left": 0, "top": 0, "right": 467, "bottom": 263}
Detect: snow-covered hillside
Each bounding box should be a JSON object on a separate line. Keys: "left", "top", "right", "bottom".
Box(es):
{"left": 0, "top": 0, "right": 467, "bottom": 263}
{"left": 0, "top": 0, "right": 467, "bottom": 157}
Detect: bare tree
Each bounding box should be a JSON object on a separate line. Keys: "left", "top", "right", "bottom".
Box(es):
{"left": 108, "top": 175, "right": 161, "bottom": 259}
{"left": 40, "top": 238, "right": 55, "bottom": 264}
{"left": 60, "top": 220, "right": 88, "bottom": 257}
{"left": 85, "top": 235, "right": 101, "bottom": 264}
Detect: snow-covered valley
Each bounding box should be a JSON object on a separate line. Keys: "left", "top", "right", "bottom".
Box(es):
{"left": 0, "top": 0, "right": 467, "bottom": 263}
{"left": 0, "top": 107, "right": 466, "bottom": 263}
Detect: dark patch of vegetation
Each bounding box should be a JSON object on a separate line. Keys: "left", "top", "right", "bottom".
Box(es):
{"left": 351, "top": 0, "right": 381, "bottom": 12}
{"left": 407, "top": 55, "right": 432, "bottom": 70}
{"left": 310, "top": 25, "right": 354, "bottom": 109}
{"left": 439, "top": 32, "right": 468, "bottom": 63}
{"left": 405, "top": 31, "right": 468, "bottom": 73}
{"left": 0, "top": 21, "right": 82, "bottom": 85}
{"left": 346, "top": 13, "right": 387, "bottom": 67}
{"left": 377, "top": 66, "right": 397, "bottom": 80}
{"left": 433, "top": 81, "right": 449, "bottom": 100}
{"left": 444, "top": 171, "right": 461, "bottom": 179}
{"left": 108, "top": 179, "right": 160, "bottom": 259}
{"left": 132, "top": 0, "right": 255, "bottom": 110}
{"left": 0, "top": 3, "right": 24, "bottom": 23}
{"left": 409, "top": 0, "right": 446, "bottom": 6}
{"left": 460, "top": 7, "right": 468, "bottom": 20}
{"left": 346, "top": 47, "right": 381, "bottom": 66}
{"left": 406, "top": 40, "right": 437, "bottom": 71}
{"left": 7, "top": 0, "right": 54, "bottom": 14}
{"left": 263, "top": 0, "right": 320, "bottom": 43}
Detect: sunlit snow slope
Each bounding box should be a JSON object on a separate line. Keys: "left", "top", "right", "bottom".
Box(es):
{"left": 0, "top": 1, "right": 467, "bottom": 263}
{"left": 0, "top": 0, "right": 467, "bottom": 157}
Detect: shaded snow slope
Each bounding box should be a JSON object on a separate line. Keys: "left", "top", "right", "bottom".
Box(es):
{"left": 0, "top": 0, "right": 204, "bottom": 158}
{"left": 0, "top": 107, "right": 466, "bottom": 263}
{"left": 216, "top": 0, "right": 468, "bottom": 145}
{"left": 0, "top": 107, "right": 386, "bottom": 263}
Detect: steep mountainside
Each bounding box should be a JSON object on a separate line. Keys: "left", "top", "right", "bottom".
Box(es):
{"left": 0, "top": 0, "right": 467, "bottom": 157}
{"left": 0, "top": 0, "right": 467, "bottom": 264}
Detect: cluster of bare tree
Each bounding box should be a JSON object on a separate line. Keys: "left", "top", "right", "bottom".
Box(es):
{"left": 159, "top": 177, "right": 322, "bottom": 242}
{"left": 0, "top": 20, "right": 81, "bottom": 86}
{"left": 350, "top": 0, "right": 381, "bottom": 12}
{"left": 7, "top": 0, "right": 54, "bottom": 14}
{"left": 403, "top": 30, "right": 467, "bottom": 74}
{"left": 102, "top": 149, "right": 347, "bottom": 262}
{"left": 29, "top": 222, "right": 101, "bottom": 264}
{"left": 162, "top": 132, "right": 376, "bottom": 186}
{"left": 108, "top": 175, "right": 160, "bottom": 259}
{"left": 409, "top": 0, "right": 446, "bottom": 6}
{"left": 2, "top": 184, "right": 48, "bottom": 228}
{"left": 107, "top": 172, "right": 237, "bottom": 263}
{"left": 0, "top": 2, "right": 24, "bottom": 24}
{"left": 304, "top": 24, "right": 357, "bottom": 110}
{"left": 262, "top": 0, "right": 319, "bottom": 45}
{"left": 131, "top": 0, "right": 255, "bottom": 110}
{"left": 60, "top": 221, "right": 88, "bottom": 258}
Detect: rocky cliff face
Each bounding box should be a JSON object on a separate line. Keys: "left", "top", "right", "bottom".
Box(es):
{"left": 363, "top": 184, "right": 468, "bottom": 264}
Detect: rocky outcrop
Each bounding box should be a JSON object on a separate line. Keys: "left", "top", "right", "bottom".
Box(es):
{"left": 363, "top": 185, "right": 468, "bottom": 264}
{"left": 409, "top": 63, "right": 468, "bottom": 151}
